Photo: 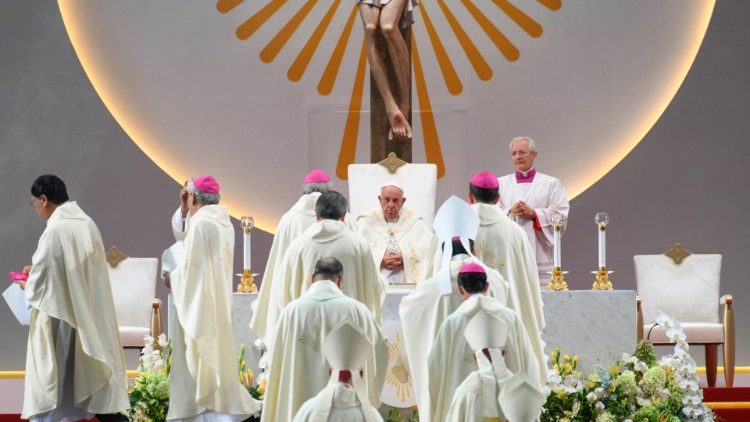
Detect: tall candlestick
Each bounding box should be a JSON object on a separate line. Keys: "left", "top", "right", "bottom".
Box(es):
{"left": 598, "top": 225, "right": 606, "bottom": 268}
{"left": 241, "top": 216, "right": 254, "bottom": 270}
{"left": 553, "top": 224, "right": 562, "bottom": 268}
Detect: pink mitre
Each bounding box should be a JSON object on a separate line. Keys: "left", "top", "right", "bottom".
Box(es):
{"left": 304, "top": 168, "right": 330, "bottom": 184}
{"left": 194, "top": 175, "right": 220, "bottom": 194}
{"left": 459, "top": 262, "right": 486, "bottom": 274}
{"left": 470, "top": 171, "right": 499, "bottom": 189}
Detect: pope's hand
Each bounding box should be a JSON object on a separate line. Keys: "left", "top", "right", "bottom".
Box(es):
{"left": 381, "top": 253, "right": 404, "bottom": 270}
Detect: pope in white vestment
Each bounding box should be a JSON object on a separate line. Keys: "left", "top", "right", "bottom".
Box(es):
{"left": 21, "top": 175, "right": 129, "bottom": 421}
{"left": 428, "top": 264, "right": 541, "bottom": 422}
{"left": 264, "top": 258, "right": 388, "bottom": 422}
{"left": 250, "top": 169, "right": 357, "bottom": 343}
{"left": 357, "top": 182, "right": 438, "bottom": 285}
{"left": 498, "top": 137, "right": 569, "bottom": 284}
{"left": 399, "top": 196, "right": 509, "bottom": 422}
{"left": 166, "top": 176, "right": 260, "bottom": 421}
{"left": 267, "top": 191, "right": 384, "bottom": 336}
{"left": 469, "top": 170, "right": 547, "bottom": 383}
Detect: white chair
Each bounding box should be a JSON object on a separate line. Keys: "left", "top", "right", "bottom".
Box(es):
{"left": 348, "top": 153, "right": 437, "bottom": 226}
{"left": 106, "top": 246, "right": 162, "bottom": 349}
{"left": 635, "top": 243, "right": 735, "bottom": 387}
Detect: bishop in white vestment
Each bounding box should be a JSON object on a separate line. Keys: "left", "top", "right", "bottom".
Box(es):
{"left": 357, "top": 182, "right": 437, "bottom": 285}
{"left": 267, "top": 191, "right": 384, "bottom": 335}
{"left": 428, "top": 263, "right": 541, "bottom": 422}
{"left": 166, "top": 176, "right": 260, "bottom": 421}
{"left": 293, "top": 317, "right": 384, "bottom": 422}
{"left": 498, "top": 137, "right": 569, "bottom": 284}
{"left": 250, "top": 169, "right": 357, "bottom": 342}
{"left": 399, "top": 196, "right": 509, "bottom": 422}
{"left": 264, "top": 258, "right": 388, "bottom": 422}
{"left": 21, "top": 175, "right": 129, "bottom": 421}
{"left": 469, "top": 170, "right": 547, "bottom": 382}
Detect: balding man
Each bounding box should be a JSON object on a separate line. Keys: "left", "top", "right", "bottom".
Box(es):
{"left": 357, "top": 182, "right": 437, "bottom": 285}
{"left": 498, "top": 137, "right": 569, "bottom": 285}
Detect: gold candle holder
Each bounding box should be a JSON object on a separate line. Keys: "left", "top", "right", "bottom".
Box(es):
{"left": 547, "top": 267, "right": 569, "bottom": 291}
{"left": 237, "top": 269, "right": 258, "bottom": 293}
{"left": 592, "top": 267, "right": 614, "bottom": 290}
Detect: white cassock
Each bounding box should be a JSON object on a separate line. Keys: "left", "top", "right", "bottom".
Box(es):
{"left": 22, "top": 202, "right": 129, "bottom": 420}
{"left": 399, "top": 255, "right": 508, "bottom": 422}
{"left": 262, "top": 280, "right": 388, "bottom": 422}
{"left": 267, "top": 219, "right": 384, "bottom": 333}
{"left": 429, "top": 295, "right": 541, "bottom": 422}
{"left": 294, "top": 382, "right": 383, "bottom": 422}
{"left": 498, "top": 169, "right": 569, "bottom": 283}
{"left": 168, "top": 204, "right": 260, "bottom": 421}
{"left": 357, "top": 208, "right": 438, "bottom": 284}
{"left": 250, "top": 193, "right": 357, "bottom": 341}
{"left": 471, "top": 202, "right": 547, "bottom": 383}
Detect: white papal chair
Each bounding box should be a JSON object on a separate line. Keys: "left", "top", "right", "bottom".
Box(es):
{"left": 106, "top": 246, "right": 163, "bottom": 349}
{"left": 635, "top": 243, "right": 735, "bottom": 387}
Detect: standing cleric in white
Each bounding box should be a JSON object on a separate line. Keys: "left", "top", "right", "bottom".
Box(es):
{"left": 19, "top": 175, "right": 129, "bottom": 422}
{"left": 498, "top": 136, "right": 570, "bottom": 285}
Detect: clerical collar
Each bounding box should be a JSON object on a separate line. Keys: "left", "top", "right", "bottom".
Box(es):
{"left": 515, "top": 167, "right": 536, "bottom": 183}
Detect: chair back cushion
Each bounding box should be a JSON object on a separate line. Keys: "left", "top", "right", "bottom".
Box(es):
{"left": 634, "top": 254, "right": 721, "bottom": 324}
{"left": 108, "top": 257, "right": 158, "bottom": 330}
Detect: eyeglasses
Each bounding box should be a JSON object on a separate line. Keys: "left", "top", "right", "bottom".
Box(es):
{"left": 510, "top": 151, "right": 531, "bottom": 157}
{"left": 27, "top": 198, "right": 38, "bottom": 208}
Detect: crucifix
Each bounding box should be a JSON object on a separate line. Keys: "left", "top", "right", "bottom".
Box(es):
{"left": 358, "top": 0, "right": 415, "bottom": 164}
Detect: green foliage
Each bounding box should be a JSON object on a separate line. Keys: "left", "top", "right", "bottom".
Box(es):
{"left": 634, "top": 340, "right": 658, "bottom": 367}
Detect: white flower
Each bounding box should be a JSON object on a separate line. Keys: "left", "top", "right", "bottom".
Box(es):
{"left": 158, "top": 333, "right": 168, "bottom": 348}
{"left": 634, "top": 361, "right": 649, "bottom": 373}
{"left": 595, "top": 401, "right": 605, "bottom": 413}
{"left": 586, "top": 392, "right": 597, "bottom": 403}
{"left": 594, "top": 387, "right": 605, "bottom": 398}
{"left": 254, "top": 338, "right": 266, "bottom": 350}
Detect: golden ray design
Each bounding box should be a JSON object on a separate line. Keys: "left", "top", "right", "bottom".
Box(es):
{"left": 260, "top": 0, "right": 318, "bottom": 63}
{"left": 384, "top": 332, "right": 413, "bottom": 403}
{"left": 220, "top": 0, "right": 560, "bottom": 178}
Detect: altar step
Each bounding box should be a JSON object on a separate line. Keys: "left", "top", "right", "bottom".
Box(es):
{"left": 703, "top": 387, "right": 750, "bottom": 421}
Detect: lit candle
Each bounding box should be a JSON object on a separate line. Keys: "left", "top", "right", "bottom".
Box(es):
{"left": 241, "top": 216, "right": 254, "bottom": 270}
{"left": 594, "top": 212, "right": 609, "bottom": 268}
{"left": 553, "top": 224, "right": 562, "bottom": 268}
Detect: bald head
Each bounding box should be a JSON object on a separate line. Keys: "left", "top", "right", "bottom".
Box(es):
{"left": 312, "top": 257, "right": 344, "bottom": 287}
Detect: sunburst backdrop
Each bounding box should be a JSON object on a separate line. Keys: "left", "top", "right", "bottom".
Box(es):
{"left": 216, "top": 0, "right": 562, "bottom": 178}
{"left": 58, "top": 0, "right": 713, "bottom": 232}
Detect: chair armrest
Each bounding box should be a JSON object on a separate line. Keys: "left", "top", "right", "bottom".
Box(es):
{"left": 636, "top": 296, "right": 643, "bottom": 342}
{"left": 720, "top": 294, "right": 733, "bottom": 307}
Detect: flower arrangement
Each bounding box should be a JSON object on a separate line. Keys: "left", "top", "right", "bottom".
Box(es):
{"left": 541, "top": 312, "right": 714, "bottom": 422}
{"left": 126, "top": 334, "right": 171, "bottom": 422}
{"left": 239, "top": 343, "right": 267, "bottom": 401}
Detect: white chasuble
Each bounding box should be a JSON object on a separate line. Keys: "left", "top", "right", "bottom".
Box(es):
{"left": 357, "top": 208, "right": 438, "bottom": 285}
{"left": 398, "top": 256, "right": 508, "bottom": 422}
{"left": 471, "top": 203, "right": 547, "bottom": 383}
{"left": 428, "top": 295, "right": 540, "bottom": 422}
{"left": 262, "top": 281, "right": 388, "bottom": 422}
{"left": 23, "top": 202, "right": 129, "bottom": 419}
{"left": 497, "top": 171, "right": 569, "bottom": 281}
{"left": 168, "top": 205, "right": 260, "bottom": 420}
{"left": 267, "top": 219, "right": 384, "bottom": 336}
{"left": 294, "top": 382, "right": 383, "bottom": 422}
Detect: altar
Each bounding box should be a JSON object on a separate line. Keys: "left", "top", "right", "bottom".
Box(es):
{"left": 168, "top": 288, "right": 636, "bottom": 408}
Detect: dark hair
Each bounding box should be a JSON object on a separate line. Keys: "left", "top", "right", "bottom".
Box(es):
{"left": 315, "top": 191, "right": 348, "bottom": 220}
{"left": 31, "top": 174, "right": 69, "bottom": 204}
{"left": 457, "top": 271, "right": 488, "bottom": 294}
{"left": 313, "top": 257, "right": 344, "bottom": 279}
{"left": 470, "top": 183, "right": 499, "bottom": 204}
{"left": 442, "top": 238, "right": 475, "bottom": 256}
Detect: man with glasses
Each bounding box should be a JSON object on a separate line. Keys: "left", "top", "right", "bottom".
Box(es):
{"left": 498, "top": 137, "right": 570, "bottom": 285}
{"left": 19, "top": 175, "right": 129, "bottom": 421}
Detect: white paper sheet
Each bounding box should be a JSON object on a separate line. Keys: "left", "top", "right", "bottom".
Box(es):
{"left": 161, "top": 241, "right": 186, "bottom": 275}
{"left": 3, "top": 283, "right": 32, "bottom": 325}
